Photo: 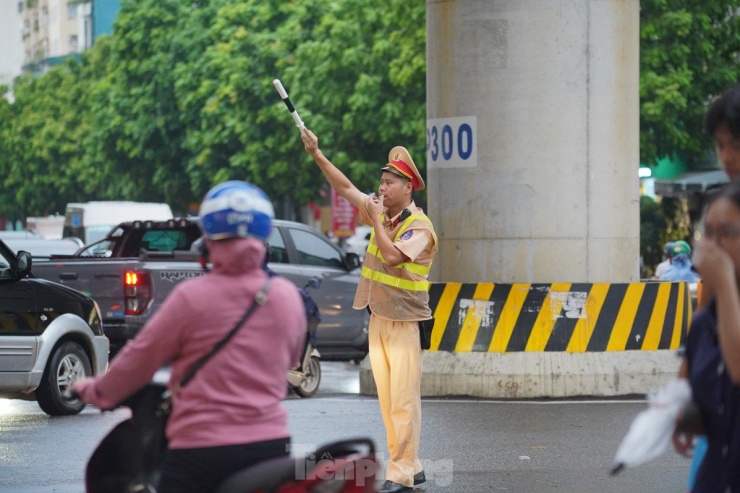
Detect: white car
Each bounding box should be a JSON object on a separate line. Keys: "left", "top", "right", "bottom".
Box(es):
{"left": 341, "top": 225, "right": 372, "bottom": 260}
{"left": 2, "top": 237, "right": 83, "bottom": 258}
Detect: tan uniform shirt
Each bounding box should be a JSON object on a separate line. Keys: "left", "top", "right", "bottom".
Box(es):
{"left": 353, "top": 195, "right": 437, "bottom": 321}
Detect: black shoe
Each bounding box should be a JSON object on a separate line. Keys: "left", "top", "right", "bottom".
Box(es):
{"left": 379, "top": 480, "right": 412, "bottom": 493}
{"left": 414, "top": 470, "right": 426, "bottom": 485}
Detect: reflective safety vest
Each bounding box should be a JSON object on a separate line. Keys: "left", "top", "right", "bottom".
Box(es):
{"left": 353, "top": 212, "right": 438, "bottom": 321}
{"left": 364, "top": 214, "right": 434, "bottom": 290}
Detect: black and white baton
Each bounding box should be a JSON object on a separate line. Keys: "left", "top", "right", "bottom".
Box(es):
{"left": 273, "top": 79, "right": 305, "bottom": 134}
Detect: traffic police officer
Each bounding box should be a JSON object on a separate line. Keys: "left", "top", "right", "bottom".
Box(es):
{"left": 301, "top": 128, "right": 437, "bottom": 493}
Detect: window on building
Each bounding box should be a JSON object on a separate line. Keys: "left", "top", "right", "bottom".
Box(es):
{"left": 68, "top": 4, "right": 77, "bottom": 19}
{"left": 83, "top": 17, "right": 92, "bottom": 49}
{"left": 69, "top": 35, "right": 78, "bottom": 53}
{"left": 17, "top": 1, "right": 23, "bottom": 13}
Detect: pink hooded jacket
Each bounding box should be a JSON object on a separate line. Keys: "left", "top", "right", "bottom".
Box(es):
{"left": 75, "top": 237, "right": 306, "bottom": 449}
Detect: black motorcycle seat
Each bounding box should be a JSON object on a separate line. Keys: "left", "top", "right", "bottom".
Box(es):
{"left": 215, "top": 455, "right": 299, "bottom": 493}
{"left": 215, "top": 438, "right": 375, "bottom": 493}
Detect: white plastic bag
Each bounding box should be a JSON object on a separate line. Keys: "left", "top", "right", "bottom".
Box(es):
{"left": 611, "top": 378, "right": 692, "bottom": 474}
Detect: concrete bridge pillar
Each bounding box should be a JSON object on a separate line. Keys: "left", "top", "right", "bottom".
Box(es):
{"left": 425, "top": 0, "right": 640, "bottom": 284}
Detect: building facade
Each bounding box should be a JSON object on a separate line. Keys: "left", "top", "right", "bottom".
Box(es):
{"left": 19, "top": 0, "right": 84, "bottom": 73}
{"left": 0, "top": 1, "right": 25, "bottom": 90}
{"left": 0, "top": 0, "right": 119, "bottom": 79}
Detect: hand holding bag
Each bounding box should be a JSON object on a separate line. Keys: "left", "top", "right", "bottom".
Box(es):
{"left": 675, "top": 399, "right": 705, "bottom": 435}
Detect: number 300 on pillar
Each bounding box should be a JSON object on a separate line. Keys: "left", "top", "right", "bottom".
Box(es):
{"left": 426, "top": 116, "right": 477, "bottom": 169}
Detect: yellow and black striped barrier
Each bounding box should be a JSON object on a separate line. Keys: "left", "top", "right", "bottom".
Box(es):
{"left": 428, "top": 281, "right": 691, "bottom": 352}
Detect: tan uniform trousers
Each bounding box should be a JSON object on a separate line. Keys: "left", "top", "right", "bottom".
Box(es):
{"left": 368, "top": 314, "right": 424, "bottom": 487}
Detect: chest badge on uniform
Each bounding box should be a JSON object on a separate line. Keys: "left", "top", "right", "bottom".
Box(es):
{"left": 400, "top": 230, "right": 413, "bottom": 241}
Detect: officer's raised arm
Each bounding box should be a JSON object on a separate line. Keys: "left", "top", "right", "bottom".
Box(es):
{"left": 301, "top": 128, "right": 366, "bottom": 209}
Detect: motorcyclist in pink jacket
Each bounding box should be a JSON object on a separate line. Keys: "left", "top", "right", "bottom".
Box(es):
{"left": 74, "top": 181, "right": 307, "bottom": 493}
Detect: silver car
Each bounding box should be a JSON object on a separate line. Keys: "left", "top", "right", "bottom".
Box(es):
{"left": 267, "top": 220, "right": 368, "bottom": 362}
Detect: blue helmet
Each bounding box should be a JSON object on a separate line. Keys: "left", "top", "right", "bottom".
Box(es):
{"left": 198, "top": 181, "right": 274, "bottom": 241}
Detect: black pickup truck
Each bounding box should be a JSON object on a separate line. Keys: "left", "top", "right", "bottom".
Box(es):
{"left": 32, "top": 219, "right": 368, "bottom": 361}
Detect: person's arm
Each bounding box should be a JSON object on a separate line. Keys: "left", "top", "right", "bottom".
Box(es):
{"left": 74, "top": 288, "right": 186, "bottom": 408}
{"left": 671, "top": 358, "right": 696, "bottom": 457}
{"left": 301, "top": 128, "right": 365, "bottom": 209}
{"left": 693, "top": 238, "right": 740, "bottom": 383}
{"left": 711, "top": 276, "right": 740, "bottom": 383}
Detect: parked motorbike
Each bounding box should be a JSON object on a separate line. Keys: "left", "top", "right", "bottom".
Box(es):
{"left": 70, "top": 370, "right": 379, "bottom": 493}
{"left": 287, "top": 278, "right": 322, "bottom": 398}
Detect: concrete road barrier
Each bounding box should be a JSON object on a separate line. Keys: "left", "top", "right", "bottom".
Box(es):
{"left": 359, "top": 281, "right": 691, "bottom": 398}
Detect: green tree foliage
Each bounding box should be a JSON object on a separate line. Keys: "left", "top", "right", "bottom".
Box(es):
{"left": 0, "top": 87, "right": 17, "bottom": 220}
{"left": 171, "top": 0, "right": 303, "bottom": 202}
{"left": 0, "top": 0, "right": 426, "bottom": 220}
{"left": 289, "top": 0, "right": 427, "bottom": 198}
{"left": 169, "top": 0, "right": 427, "bottom": 216}
{"left": 640, "top": 0, "right": 740, "bottom": 167}
{"left": 640, "top": 195, "right": 666, "bottom": 276}
{"left": 1, "top": 60, "right": 101, "bottom": 218}
{"left": 91, "top": 0, "right": 194, "bottom": 212}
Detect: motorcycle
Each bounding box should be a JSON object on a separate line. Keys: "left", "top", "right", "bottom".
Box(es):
{"left": 287, "top": 278, "right": 322, "bottom": 398}
{"left": 71, "top": 370, "right": 379, "bottom": 493}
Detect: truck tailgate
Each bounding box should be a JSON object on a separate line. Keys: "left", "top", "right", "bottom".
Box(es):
{"left": 31, "top": 259, "right": 142, "bottom": 323}
{"left": 138, "top": 261, "right": 206, "bottom": 318}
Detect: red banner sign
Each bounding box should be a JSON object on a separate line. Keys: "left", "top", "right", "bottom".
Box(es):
{"left": 331, "top": 189, "right": 358, "bottom": 238}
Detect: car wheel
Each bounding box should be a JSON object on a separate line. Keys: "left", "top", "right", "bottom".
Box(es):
{"left": 292, "top": 356, "right": 321, "bottom": 398}
{"left": 36, "top": 341, "right": 91, "bottom": 416}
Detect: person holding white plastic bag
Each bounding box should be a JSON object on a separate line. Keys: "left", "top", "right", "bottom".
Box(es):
{"left": 672, "top": 179, "right": 740, "bottom": 492}
{"left": 672, "top": 81, "right": 740, "bottom": 492}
